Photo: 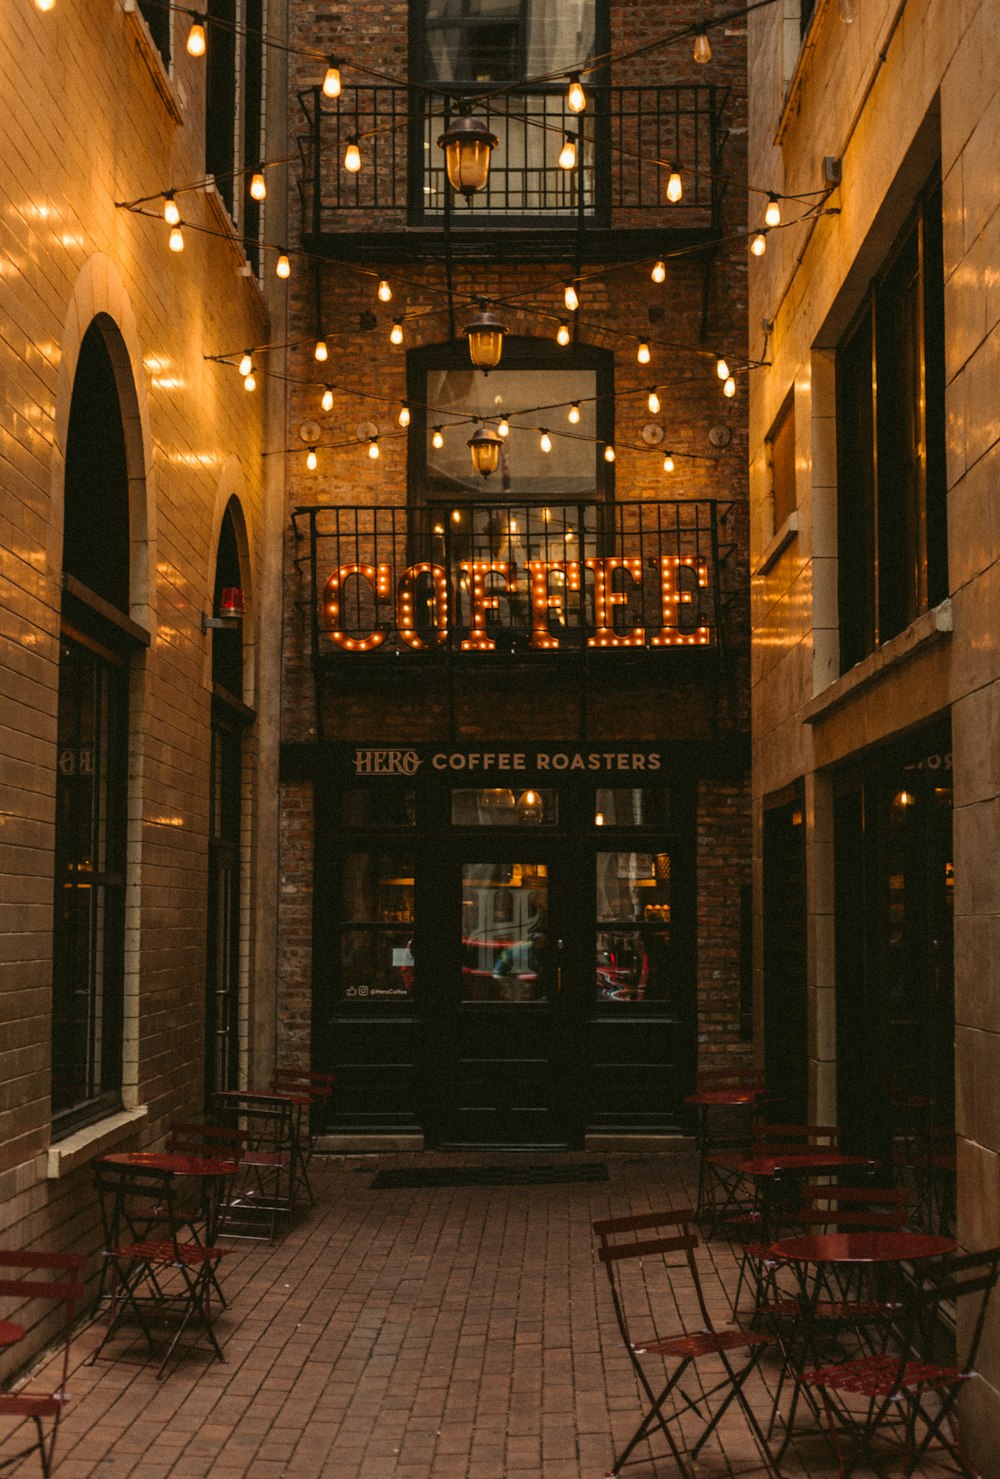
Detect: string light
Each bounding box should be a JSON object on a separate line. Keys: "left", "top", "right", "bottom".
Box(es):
{"left": 564, "top": 282, "right": 580, "bottom": 313}
{"left": 723, "top": 375, "right": 736, "bottom": 398}
{"left": 432, "top": 426, "right": 444, "bottom": 449}
{"left": 168, "top": 223, "right": 184, "bottom": 252}
{"left": 556, "top": 321, "right": 571, "bottom": 347}
{"left": 651, "top": 259, "right": 666, "bottom": 283}
{"left": 243, "top": 372, "right": 256, "bottom": 392}
{"left": 751, "top": 230, "right": 768, "bottom": 257}
{"left": 377, "top": 278, "right": 392, "bottom": 302}
{"left": 662, "top": 452, "right": 675, "bottom": 472}
{"left": 306, "top": 446, "right": 318, "bottom": 471}
{"left": 238, "top": 352, "right": 253, "bottom": 378}
{"left": 568, "top": 402, "right": 581, "bottom": 424}
{"left": 34, "top": 0, "right": 56, "bottom": 10}
{"left": 275, "top": 249, "right": 291, "bottom": 278}
{"left": 321, "top": 386, "right": 334, "bottom": 412}
{"left": 558, "top": 136, "right": 577, "bottom": 170}
{"left": 368, "top": 437, "right": 380, "bottom": 459}
{"left": 344, "top": 138, "right": 361, "bottom": 173}
{"left": 716, "top": 358, "right": 730, "bottom": 380}
{"left": 647, "top": 389, "right": 660, "bottom": 415}
{"left": 666, "top": 167, "right": 683, "bottom": 204}
{"left": 693, "top": 29, "right": 712, "bottom": 64}
{"left": 186, "top": 14, "right": 207, "bottom": 56}
{"left": 314, "top": 337, "right": 328, "bottom": 362}
{"left": 539, "top": 429, "right": 552, "bottom": 453}
{"left": 390, "top": 319, "right": 404, "bottom": 345}
{"left": 604, "top": 444, "right": 616, "bottom": 463}
{"left": 637, "top": 339, "right": 651, "bottom": 365}
{"left": 566, "top": 74, "right": 586, "bottom": 114}
{"left": 497, "top": 417, "right": 510, "bottom": 437}
{"left": 163, "top": 191, "right": 181, "bottom": 227}
{"left": 249, "top": 166, "right": 267, "bottom": 201}
{"left": 398, "top": 401, "right": 411, "bottom": 427}
{"left": 322, "top": 57, "right": 342, "bottom": 98}
{"left": 764, "top": 193, "right": 781, "bottom": 227}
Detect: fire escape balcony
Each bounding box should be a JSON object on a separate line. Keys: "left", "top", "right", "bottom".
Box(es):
{"left": 297, "top": 83, "right": 728, "bottom": 265}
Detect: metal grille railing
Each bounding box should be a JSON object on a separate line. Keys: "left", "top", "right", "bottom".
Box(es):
{"left": 298, "top": 83, "right": 725, "bottom": 233}
{"left": 293, "top": 501, "right": 737, "bottom": 658}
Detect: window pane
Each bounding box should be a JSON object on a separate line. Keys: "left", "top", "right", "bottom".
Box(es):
{"left": 341, "top": 787, "right": 417, "bottom": 828}
{"left": 461, "top": 861, "right": 549, "bottom": 1001}
{"left": 767, "top": 394, "right": 796, "bottom": 533}
{"left": 596, "top": 850, "right": 670, "bottom": 922}
{"left": 451, "top": 788, "right": 558, "bottom": 825}
{"left": 594, "top": 788, "right": 671, "bottom": 828}
{"left": 339, "top": 930, "right": 414, "bottom": 1001}
{"left": 595, "top": 851, "right": 672, "bottom": 1006}
{"left": 341, "top": 853, "right": 415, "bottom": 922}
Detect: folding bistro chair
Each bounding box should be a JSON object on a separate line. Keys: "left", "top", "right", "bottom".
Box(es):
{"left": 593, "top": 1209, "right": 781, "bottom": 1478}
{"left": 691, "top": 1066, "right": 769, "bottom": 1228}
{"left": 211, "top": 1093, "right": 294, "bottom": 1240}
{"left": 91, "top": 1160, "right": 229, "bottom": 1377}
{"left": 798, "top": 1246, "right": 1000, "bottom": 1478}
{"left": 0, "top": 1251, "right": 86, "bottom": 1478}
{"left": 269, "top": 1068, "right": 335, "bottom": 1205}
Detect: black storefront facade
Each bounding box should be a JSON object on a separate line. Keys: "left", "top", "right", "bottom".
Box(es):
{"left": 283, "top": 497, "right": 749, "bottom": 1149}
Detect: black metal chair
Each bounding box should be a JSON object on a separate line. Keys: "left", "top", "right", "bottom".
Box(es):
{"left": 0, "top": 1251, "right": 86, "bottom": 1477}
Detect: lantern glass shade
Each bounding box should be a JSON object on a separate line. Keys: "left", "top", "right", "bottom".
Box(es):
{"left": 464, "top": 310, "right": 507, "bottom": 369}
{"left": 219, "top": 587, "right": 245, "bottom": 618}
{"left": 468, "top": 426, "right": 503, "bottom": 478}
{"left": 437, "top": 116, "right": 499, "bottom": 198}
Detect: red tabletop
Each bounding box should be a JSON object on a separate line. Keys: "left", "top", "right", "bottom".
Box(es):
{"left": 0, "top": 1320, "right": 25, "bottom": 1348}
{"left": 733, "top": 1151, "right": 877, "bottom": 1178}
{"left": 769, "top": 1230, "right": 957, "bottom": 1264}
{"left": 102, "top": 1151, "right": 239, "bottom": 1178}
{"left": 212, "top": 1088, "right": 311, "bottom": 1108}
{"left": 684, "top": 1090, "right": 762, "bottom": 1107}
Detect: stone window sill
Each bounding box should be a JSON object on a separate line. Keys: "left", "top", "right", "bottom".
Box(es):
{"left": 803, "top": 599, "right": 953, "bottom": 726}
{"left": 121, "top": 1, "right": 187, "bottom": 124}
{"left": 46, "top": 1106, "right": 148, "bottom": 1180}
{"left": 755, "top": 511, "right": 799, "bottom": 575}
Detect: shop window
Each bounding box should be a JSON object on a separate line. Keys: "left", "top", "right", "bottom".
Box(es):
{"left": 451, "top": 788, "right": 558, "bottom": 826}
{"left": 595, "top": 850, "right": 672, "bottom": 1005}
{"left": 337, "top": 852, "right": 416, "bottom": 1003}
{"left": 593, "top": 787, "right": 671, "bottom": 828}
{"left": 206, "top": 0, "right": 265, "bottom": 267}
{"left": 836, "top": 167, "right": 946, "bottom": 671}
{"left": 766, "top": 392, "right": 796, "bottom": 537}
{"left": 461, "top": 861, "right": 549, "bottom": 1002}
{"left": 136, "top": 0, "right": 171, "bottom": 65}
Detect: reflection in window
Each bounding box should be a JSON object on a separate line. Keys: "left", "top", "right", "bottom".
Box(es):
{"left": 594, "top": 788, "right": 671, "bottom": 828}
{"left": 451, "top": 788, "right": 558, "bottom": 826}
{"left": 423, "top": 0, "right": 595, "bottom": 84}
{"left": 336, "top": 852, "right": 415, "bottom": 1002}
{"left": 596, "top": 851, "right": 672, "bottom": 1005}
{"left": 462, "top": 861, "right": 550, "bottom": 1001}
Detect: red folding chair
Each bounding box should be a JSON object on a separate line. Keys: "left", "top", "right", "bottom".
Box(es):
{"left": 593, "top": 1209, "right": 781, "bottom": 1477}
{"left": 0, "top": 1251, "right": 86, "bottom": 1477}
{"left": 270, "top": 1068, "right": 335, "bottom": 1206}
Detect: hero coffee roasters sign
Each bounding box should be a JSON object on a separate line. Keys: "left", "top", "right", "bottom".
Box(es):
{"left": 351, "top": 746, "right": 664, "bottom": 777}
{"left": 321, "top": 555, "right": 712, "bottom": 652}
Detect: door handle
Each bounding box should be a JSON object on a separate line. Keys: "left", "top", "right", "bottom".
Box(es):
{"left": 555, "top": 938, "right": 563, "bottom": 998}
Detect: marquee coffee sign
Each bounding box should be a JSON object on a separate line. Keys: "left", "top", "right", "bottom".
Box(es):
{"left": 321, "top": 556, "right": 712, "bottom": 652}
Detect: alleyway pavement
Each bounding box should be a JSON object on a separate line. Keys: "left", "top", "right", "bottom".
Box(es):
{"left": 0, "top": 1150, "right": 963, "bottom": 1477}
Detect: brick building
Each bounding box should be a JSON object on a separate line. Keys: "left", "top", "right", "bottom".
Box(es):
{"left": 747, "top": 0, "right": 999, "bottom": 1462}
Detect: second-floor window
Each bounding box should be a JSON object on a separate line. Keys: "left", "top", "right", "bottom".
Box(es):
{"left": 418, "top": 0, "right": 597, "bottom": 85}
{"left": 836, "top": 168, "right": 946, "bottom": 670}
{"left": 137, "top": 0, "right": 171, "bottom": 65}
{"left": 206, "top": 0, "right": 265, "bottom": 263}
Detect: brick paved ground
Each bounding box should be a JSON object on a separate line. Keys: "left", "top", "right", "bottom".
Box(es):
{"left": 0, "top": 1151, "right": 964, "bottom": 1477}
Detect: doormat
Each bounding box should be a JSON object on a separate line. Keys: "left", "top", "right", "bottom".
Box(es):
{"left": 371, "top": 1163, "right": 610, "bottom": 1189}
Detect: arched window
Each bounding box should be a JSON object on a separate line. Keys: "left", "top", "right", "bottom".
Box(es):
{"left": 53, "top": 321, "right": 143, "bottom": 1132}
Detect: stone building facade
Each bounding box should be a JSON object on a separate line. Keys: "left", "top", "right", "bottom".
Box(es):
{"left": 748, "top": 0, "right": 1000, "bottom": 1459}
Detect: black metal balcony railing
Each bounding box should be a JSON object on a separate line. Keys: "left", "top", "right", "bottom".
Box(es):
{"left": 293, "top": 501, "right": 739, "bottom": 662}
{"left": 297, "top": 83, "right": 726, "bottom": 240}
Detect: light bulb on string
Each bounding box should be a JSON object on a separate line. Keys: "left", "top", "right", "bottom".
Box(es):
{"left": 751, "top": 230, "right": 768, "bottom": 257}
{"left": 35, "top": 0, "right": 56, "bottom": 10}
{"left": 321, "top": 386, "right": 334, "bottom": 412}
{"left": 243, "top": 372, "right": 256, "bottom": 393}
{"left": 568, "top": 402, "right": 581, "bottom": 424}
{"left": 662, "top": 452, "right": 675, "bottom": 472}
{"left": 432, "top": 426, "right": 444, "bottom": 450}
{"left": 238, "top": 352, "right": 253, "bottom": 378}
{"left": 398, "top": 401, "right": 411, "bottom": 428}
{"left": 651, "top": 259, "right": 666, "bottom": 283}
{"left": 558, "top": 135, "right": 577, "bottom": 170}
{"left": 168, "top": 224, "right": 184, "bottom": 252}
{"left": 314, "top": 337, "right": 328, "bottom": 362}
{"left": 564, "top": 282, "right": 579, "bottom": 313}
{"left": 163, "top": 191, "right": 181, "bottom": 227}
{"left": 275, "top": 250, "right": 291, "bottom": 279}
{"left": 249, "top": 166, "right": 267, "bottom": 201}
{"left": 723, "top": 375, "right": 737, "bottom": 398}
{"left": 647, "top": 389, "right": 660, "bottom": 415}
{"left": 306, "top": 447, "right": 318, "bottom": 471}
{"left": 390, "top": 319, "right": 404, "bottom": 346}
{"left": 716, "top": 358, "right": 730, "bottom": 381}
{"left": 666, "top": 167, "right": 683, "bottom": 204}
{"left": 637, "top": 339, "right": 651, "bottom": 366}
{"left": 539, "top": 429, "right": 552, "bottom": 454}
{"left": 556, "top": 321, "right": 571, "bottom": 347}
{"left": 566, "top": 73, "right": 586, "bottom": 113}
{"left": 344, "top": 138, "right": 361, "bottom": 173}
{"left": 497, "top": 417, "right": 510, "bottom": 438}
{"left": 604, "top": 444, "right": 616, "bottom": 463}
{"left": 377, "top": 278, "right": 392, "bottom": 303}
{"left": 322, "top": 57, "right": 342, "bottom": 97}
{"left": 764, "top": 193, "right": 781, "bottom": 227}
{"left": 368, "top": 437, "right": 380, "bottom": 460}
{"left": 186, "top": 14, "right": 207, "bottom": 56}
{"left": 693, "top": 29, "right": 712, "bottom": 64}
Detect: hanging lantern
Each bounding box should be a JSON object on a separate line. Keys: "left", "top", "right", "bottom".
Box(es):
{"left": 467, "top": 425, "right": 504, "bottom": 478}
{"left": 464, "top": 307, "right": 507, "bottom": 370}
{"left": 436, "top": 114, "right": 499, "bottom": 199}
